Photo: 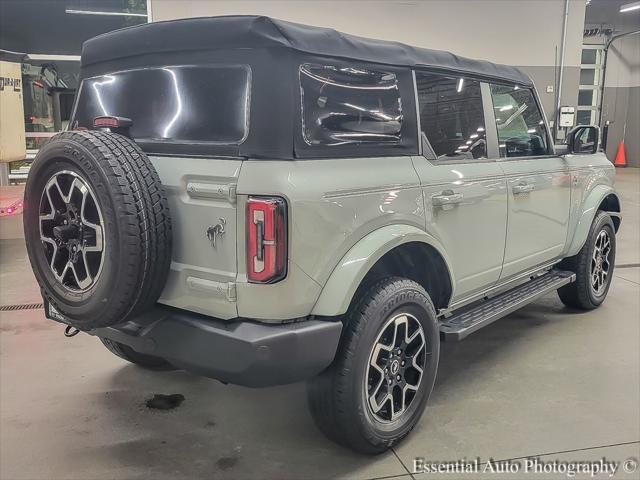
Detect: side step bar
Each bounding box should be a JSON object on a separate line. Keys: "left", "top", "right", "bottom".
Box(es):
{"left": 439, "top": 270, "right": 575, "bottom": 341}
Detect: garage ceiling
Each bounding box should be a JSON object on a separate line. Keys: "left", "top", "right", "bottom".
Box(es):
{"left": 585, "top": 0, "right": 640, "bottom": 30}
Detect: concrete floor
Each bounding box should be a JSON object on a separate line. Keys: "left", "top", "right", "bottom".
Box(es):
{"left": 1, "top": 169, "right": 639, "bottom": 480}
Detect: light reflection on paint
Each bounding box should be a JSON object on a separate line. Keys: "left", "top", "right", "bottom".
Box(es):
{"left": 91, "top": 75, "right": 115, "bottom": 116}
{"left": 162, "top": 68, "right": 183, "bottom": 139}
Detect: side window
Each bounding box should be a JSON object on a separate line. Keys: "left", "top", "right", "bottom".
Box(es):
{"left": 415, "top": 72, "right": 486, "bottom": 160}
{"left": 299, "top": 64, "right": 402, "bottom": 146}
{"left": 489, "top": 85, "right": 549, "bottom": 157}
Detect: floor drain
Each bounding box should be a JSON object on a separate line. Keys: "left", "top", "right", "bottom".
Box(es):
{"left": 0, "top": 303, "right": 44, "bottom": 312}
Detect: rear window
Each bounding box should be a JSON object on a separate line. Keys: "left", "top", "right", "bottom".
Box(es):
{"left": 72, "top": 65, "right": 251, "bottom": 144}
{"left": 299, "top": 64, "right": 402, "bottom": 146}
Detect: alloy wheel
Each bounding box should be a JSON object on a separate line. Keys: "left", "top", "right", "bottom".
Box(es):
{"left": 590, "top": 229, "right": 612, "bottom": 296}
{"left": 39, "top": 171, "right": 105, "bottom": 292}
{"left": 365, "top": 313, "right": 427, "bottom": 422}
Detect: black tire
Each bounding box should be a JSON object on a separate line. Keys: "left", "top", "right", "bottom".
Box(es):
{"left": 24, "top": 131, "right": 172, "bottom": 330}
{"left": 307, "top": 277, "right": 440, "bottom": 454}
{"left": 558, "top": 211, "right": 616, "bottom": 310}
{"left": 100, "top": 338, "right": 175, "bottom": 370}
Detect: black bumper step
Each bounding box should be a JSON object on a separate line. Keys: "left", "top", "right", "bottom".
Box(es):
{"left": 88, "top": 307, "right": 342, "bottom": 387}
{"left": 439, "top": 270, "right": 575, "bottom": 341}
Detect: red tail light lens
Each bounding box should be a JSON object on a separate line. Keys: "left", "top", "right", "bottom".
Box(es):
{"left": 93, "top": 116, "right": 120, "bottom": 128}
{"left": 93, "top": 116, "right": 133, "bottom": 129}
{"left": 246, "top": 196, "right": 287, "bottom": 283}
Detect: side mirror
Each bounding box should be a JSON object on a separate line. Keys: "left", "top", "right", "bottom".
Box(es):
{"left": 566, "top": 125, "right": 600, "bottom": 154}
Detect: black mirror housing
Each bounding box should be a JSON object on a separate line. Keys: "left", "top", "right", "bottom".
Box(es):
{"left": 566, "top": 125, "right": 600, "bottom": 155}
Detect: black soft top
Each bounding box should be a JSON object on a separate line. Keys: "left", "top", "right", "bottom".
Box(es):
{"left": 82, "top": 15, "right": 532, "bottom": 86}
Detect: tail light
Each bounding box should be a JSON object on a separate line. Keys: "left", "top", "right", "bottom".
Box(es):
{"left": 93, "top": 116, "right": 132, "bottom": 128}
{"left": 246, "top": 196, "right": 287, "bottom": 283}
{"left": 93, "top": 116, "right": 133, "bottom": 136}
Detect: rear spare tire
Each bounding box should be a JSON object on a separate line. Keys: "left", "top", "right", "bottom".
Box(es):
{"left": 23, "top": 131, "right": 172, "bottom": 330}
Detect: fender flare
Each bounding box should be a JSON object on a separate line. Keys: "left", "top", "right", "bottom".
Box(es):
{"left": 566, "top": 185, "right": 620, "bottom": 257}
{"left": 311, "top": 224, "right": 455, "bottom": 317}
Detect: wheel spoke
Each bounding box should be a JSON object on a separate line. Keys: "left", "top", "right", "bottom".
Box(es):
{"left": 70, "top": 262, "right": 92, "bottom": 290}
{"left": 389, "top": 315, "right": 402, "bottom": 349}
{"left": 40, "top": 236, "right": 58, "bottom": 269}
{"left": 53, "top": 261, "right": 70, "bottom": 283}
{"left": 40, "top": 187, "right": 57, "bottom": 221}
{"left": 370, "top": 391, "right": 392, "bottom": 415}
{"left": 369, "top": 376, "right": 384, "bottom": 403}
{"left": 51, "top": 177, "right": 66, "bottom": 203}
{"left": 402, "top": 383, "right": 418, "bottom": 411}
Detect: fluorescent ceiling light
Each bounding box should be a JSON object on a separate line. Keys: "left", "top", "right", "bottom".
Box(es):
{"left": 620, "top": 1, "right": 640, "bottom": 12}
{"left": 456, "top": 78, "right": 464, "bottom": 92}
{"left": 65, "top": 9, "right": 147, "bottom": 17}
{"left": 27, "top": 54, "right": 81, "bottom": 61}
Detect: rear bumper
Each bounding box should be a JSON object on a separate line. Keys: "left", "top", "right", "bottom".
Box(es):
{"left": 89, "top": 307, "right": 342, "bottom": 387}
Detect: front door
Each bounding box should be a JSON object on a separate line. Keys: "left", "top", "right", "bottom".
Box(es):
{"left": 487, "top": 84, "right": 571, "bottom": 279}
{"left": 412, "top": 71, "right": 507, "bottom": 302}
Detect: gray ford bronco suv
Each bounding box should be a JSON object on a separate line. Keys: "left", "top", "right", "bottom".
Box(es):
{"left": 24, "top": 16, "right": 621, "bottom": 453}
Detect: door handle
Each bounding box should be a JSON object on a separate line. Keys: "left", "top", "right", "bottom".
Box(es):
{"left": 432, "top": 190, "right": 464, "bottom": 206}
{"left": 513, "top": 183, "right": 535, "bottom": 194}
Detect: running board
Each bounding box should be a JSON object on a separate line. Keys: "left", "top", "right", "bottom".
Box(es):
{"left": 439, "top": 270, "right": 575, "bottom": 341}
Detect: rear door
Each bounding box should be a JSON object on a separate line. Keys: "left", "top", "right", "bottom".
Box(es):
{"left": 486, "top": 84, "right": 571, "bottom": 279}
{"left": 412, "top": 71, "right": 508, "bottom": 302}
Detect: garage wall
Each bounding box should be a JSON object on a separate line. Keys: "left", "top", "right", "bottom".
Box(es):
{"left": 601, "top": 31, "right": 640, "bottom": 167}
{"left": 150, "top": 0, "right": 586, "bottom": 128}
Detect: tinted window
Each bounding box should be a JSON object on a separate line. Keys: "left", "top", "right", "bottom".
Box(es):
{"left": 490, "top": 85, "right": 548, "bottom": 158}
{"left": 299, "top": 64, "right": 402, "bottom": 146}
{"left": 416, "top": 72, "right": 486, "bottom": 160}
{"left": 73, "top": 65, "right": 250, "bottom": 144}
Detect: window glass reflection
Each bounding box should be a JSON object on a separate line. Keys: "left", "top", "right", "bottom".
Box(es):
{"left": 490, "top": 85, "right": 548, "bottom": 158}
{"left": 73, "top": 65, "right": 250, "bottom": 144}
{"left": 299, "top": 64, "right": 402, "bottom": 146}
{"left": 416, "top": 72, "right": 487, "bottom": 160}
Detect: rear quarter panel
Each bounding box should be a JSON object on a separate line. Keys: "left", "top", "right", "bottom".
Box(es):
{"left": 236, "top": 157, "right": 425, "bottom": 321}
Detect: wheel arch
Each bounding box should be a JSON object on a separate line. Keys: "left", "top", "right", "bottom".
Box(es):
{"left": 598, "top": 193, "right": 621, "bottom": 232}
{"left": 311, "top": 224, "right": 454, "bottom": 317}
{"left": 566, "top": 186, "right": 621, "bottom": 257}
